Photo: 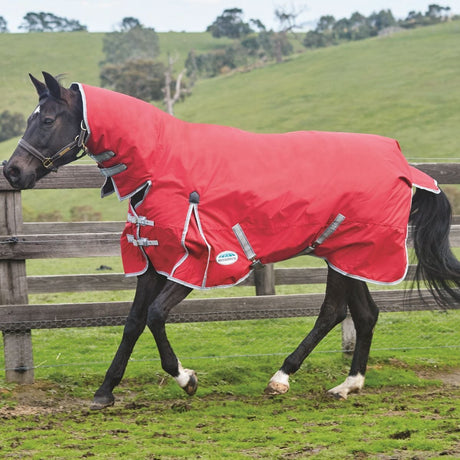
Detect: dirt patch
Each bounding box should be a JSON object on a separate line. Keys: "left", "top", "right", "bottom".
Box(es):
{"left": 0, "top": 382, "right": 89, "bottom": 418}
{"left": 416, "top": 368, "right": 460, "bottom": 386}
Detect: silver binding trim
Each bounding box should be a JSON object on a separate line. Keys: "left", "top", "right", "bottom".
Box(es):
{"left": 99, "top": 163, "right": 127, "bottom": 177}
{"left": 126, "top": 234, "right": 158, "bottom": 247}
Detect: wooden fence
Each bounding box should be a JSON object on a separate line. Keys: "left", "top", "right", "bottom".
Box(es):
{"left": 1, "top": 163, "right": 459, "bottom": 384}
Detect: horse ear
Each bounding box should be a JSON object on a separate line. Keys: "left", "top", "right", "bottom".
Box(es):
{"left": 29, "top": 73, "right": 47, "bottom": 97}
{"left": 42, "top": 71, "right": 61, "bottom": 99}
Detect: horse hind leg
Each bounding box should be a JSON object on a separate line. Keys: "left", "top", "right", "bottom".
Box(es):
{"left": 328, "top": 279, "right": 379, "bottom": 399}
{"left": 265, "top": 267, "right": 349, "bottom": 395}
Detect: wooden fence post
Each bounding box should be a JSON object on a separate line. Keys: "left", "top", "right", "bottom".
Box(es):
{"left": 0, "top": 189, "right": 34, "bottom": 384}
{"left": 341, "top": 314, "right": 356, "bottom": 356}
{"left": 254, "top": 263, "right": 276, "bottom": 296}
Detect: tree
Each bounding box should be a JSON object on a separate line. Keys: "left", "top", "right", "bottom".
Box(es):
{"left": 101, "top": 24, "right": 160, "bottom": 65}
{"left": 368, "top": 10, "right": 396, "bottom": 31}
{"left": 0, "top": 16, "right": 8, "bottom": 33}
{"left": 163, "top": 55, "right": 188, "bottom": 116}
{"left": 426, "top": 4, "right": 451, "bottom": 21}
{"left": 316, "top": 15, "right": 336, "bottom": 33}
{"left": 100, "top": 59, "right": 167, "bottom": 102}
{"left": 207, "top": 8, "right": 253, "bottom": 38}
{"left": 118, "top": 17, "right": 142, "bottom": 31}
{"left": 303, "top": 30, "right": 331, "bottom": 48}
{"left": 0, "top": 111, "right": 25, "bottom": 142}
{"left": 273, "top": 5, "right": 305, "bottom": 62}
{"left": 19, "top": 12, "right": 86, "bottom": 32}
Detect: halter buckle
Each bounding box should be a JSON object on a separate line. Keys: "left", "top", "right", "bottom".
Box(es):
{"left": 42, "top": 158, "right": 54, "bottom": 169}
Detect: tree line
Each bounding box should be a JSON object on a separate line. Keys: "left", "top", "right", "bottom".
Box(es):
{"left": 0, "top": 11, "right": 86, "bottom": 32}
{"left": 303, "top": 4, "right": 452, "bottom": 48}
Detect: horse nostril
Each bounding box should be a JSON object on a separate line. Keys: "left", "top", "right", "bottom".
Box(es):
{"left": 9, "top": 166, "right": 21, "bottom": 178}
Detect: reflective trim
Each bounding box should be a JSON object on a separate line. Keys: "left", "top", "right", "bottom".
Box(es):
{"left": 126, "top": 234, "right": 158, "bottom": 247}
{"left": 99, "top": 163, "right": 127, "bottom": 177}
{"left": 127, "top": 214, "right": 154, "bottom": 226}
{"left": 302, "top": 213, "right": 346, "bottom": 254}
{"left": 232, "top": 223, "right": 256, "bottom": 261}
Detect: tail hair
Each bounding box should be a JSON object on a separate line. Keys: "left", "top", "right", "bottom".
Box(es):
{"left": 410, "top": 188, "right": 460, "bottom": 308}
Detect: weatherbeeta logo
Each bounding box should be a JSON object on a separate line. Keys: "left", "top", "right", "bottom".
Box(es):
{"left": 216, "top": 251, "right": 238, "bottom": 265}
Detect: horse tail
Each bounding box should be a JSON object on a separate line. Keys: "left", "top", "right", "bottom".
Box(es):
{"left": 410, "top": 188, "right": 460, "bottom": 308}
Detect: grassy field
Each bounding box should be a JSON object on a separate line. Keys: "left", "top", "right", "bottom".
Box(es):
{"left": 0, "top": 316, "right": 459, "bottom": 458}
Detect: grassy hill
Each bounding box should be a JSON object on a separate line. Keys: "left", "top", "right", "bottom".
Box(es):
{"left": 175, "top": 22, "right": 460, "bottom": 162}
{"left": 0, "top": 22, "right": 459, "bottom": 221}
{"left": 0, "top": 31, "right": 230, "bottom": 116}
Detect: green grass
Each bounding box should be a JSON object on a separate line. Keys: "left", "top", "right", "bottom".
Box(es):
{"left": 0, "top": 317, "right": 459, "bottom": 458}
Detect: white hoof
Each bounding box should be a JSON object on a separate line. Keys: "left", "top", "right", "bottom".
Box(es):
{"left": 328, "top": 374, "right": 365, "bottom": 400}
{"left": 265, "top": 370, "right": 290, "bottom": 395}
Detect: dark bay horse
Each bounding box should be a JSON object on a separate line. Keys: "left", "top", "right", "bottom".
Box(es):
{"left": 3, "top": 72, "right": 460, "bottom": 410}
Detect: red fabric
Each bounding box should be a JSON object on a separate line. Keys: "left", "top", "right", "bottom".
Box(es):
{"left": 78, "top": 84, "right": 440, "bottom": 289}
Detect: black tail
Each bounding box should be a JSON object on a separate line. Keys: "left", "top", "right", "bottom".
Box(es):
{"left": 410, "top": 188, "right": 460, "bottom": 308}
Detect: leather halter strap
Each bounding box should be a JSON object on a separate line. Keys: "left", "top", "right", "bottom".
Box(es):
{"left": 17, "top": 121, "right": 88, "bottom": 172}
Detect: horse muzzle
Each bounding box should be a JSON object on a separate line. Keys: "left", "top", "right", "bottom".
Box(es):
{"left": 2, "top": 160, "right": 37, "bottom": 190}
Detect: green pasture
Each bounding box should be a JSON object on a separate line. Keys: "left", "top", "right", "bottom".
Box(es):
{"left": 0, "top": 313, "right": 459, "bottom": 459}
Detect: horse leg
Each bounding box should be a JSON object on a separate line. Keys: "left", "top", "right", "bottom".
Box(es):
{"left": 146, "top": 281, "right": 196, "bottom": 395}
{"left": 265, "top": 267, "right": 349, "bottom": 395}
{"left": 328, "top": 280, "right": 379, "bottom": 399}
{"left": 91, "top": 265, "right": 166, "bottom": 410}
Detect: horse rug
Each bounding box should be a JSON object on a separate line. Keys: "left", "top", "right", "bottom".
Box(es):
{"left": 74, "top": 83, "right": 440, "bottom": 289}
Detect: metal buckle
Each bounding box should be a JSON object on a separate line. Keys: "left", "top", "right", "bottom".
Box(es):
{"left": 42, "top": 158, "right": 54, "bottom": 169}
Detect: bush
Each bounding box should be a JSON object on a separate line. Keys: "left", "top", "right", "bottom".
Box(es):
{"left": 0, "top": 110, "right": 25, "bottom": 141}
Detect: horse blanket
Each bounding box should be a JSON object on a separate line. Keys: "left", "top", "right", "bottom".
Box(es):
{"left": 74, "top": 83, "right": 440, "bottom": 289}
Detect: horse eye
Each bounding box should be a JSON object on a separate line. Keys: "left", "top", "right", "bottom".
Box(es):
{"left": 43, "top": 117, "right": 55, "bottom": 125}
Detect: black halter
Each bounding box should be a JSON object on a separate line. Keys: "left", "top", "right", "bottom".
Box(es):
{"left": 17, "top": 120, "right": 88, "bottom": 172}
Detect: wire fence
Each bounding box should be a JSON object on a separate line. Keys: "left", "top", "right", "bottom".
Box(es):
{"left": 2, "top": 308, "right": 459, "bottom": 376}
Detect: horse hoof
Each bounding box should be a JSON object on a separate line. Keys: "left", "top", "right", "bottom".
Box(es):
{"left": 183, "top": 371, "right": 198, "bottom": 396}
{"left": 327, "top": 389, "right": 347, "bottom": 400}
{"left": 327, "top": 374, "right": 365, "bottom": 401}
{"left": 90, "top": 394, "right": 115, "bottom": 410}
{"left": 264, "top": 381, "right": 289, "bottom": 395}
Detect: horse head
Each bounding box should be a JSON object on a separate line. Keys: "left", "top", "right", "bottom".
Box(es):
{"left": 3, "top": 72, "right": 85, "bottom": 189}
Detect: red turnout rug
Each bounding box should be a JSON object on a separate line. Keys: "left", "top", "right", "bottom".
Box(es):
{"left": 74, "top": 83, "right": 440, "bottom": 289}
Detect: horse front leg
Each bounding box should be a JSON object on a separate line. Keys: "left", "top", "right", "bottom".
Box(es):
{"left": 91, "top": 266, "right": 166, "bottom": 410}
{"left": 146, "top": 281, "right": 195, "bottom": 395}
{"left": 265, "top": 267, "right": 349, "bottom": 395}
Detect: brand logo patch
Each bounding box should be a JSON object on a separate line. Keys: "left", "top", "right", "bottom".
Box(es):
{"left": 216, "top": 251, "right": 238, "bottom": 265}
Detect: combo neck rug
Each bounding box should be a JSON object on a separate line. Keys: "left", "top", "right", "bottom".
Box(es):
{"left": 74, "top": 83, "right": 439, "bottom": 289}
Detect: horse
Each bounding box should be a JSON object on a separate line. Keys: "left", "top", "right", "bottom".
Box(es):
{"left": 3, "top": 72, "right": 460, "bottom": 410}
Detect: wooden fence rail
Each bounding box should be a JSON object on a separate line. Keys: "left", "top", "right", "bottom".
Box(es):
{"left": 1, "top": 163, "right": 459, "bottom": 384}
